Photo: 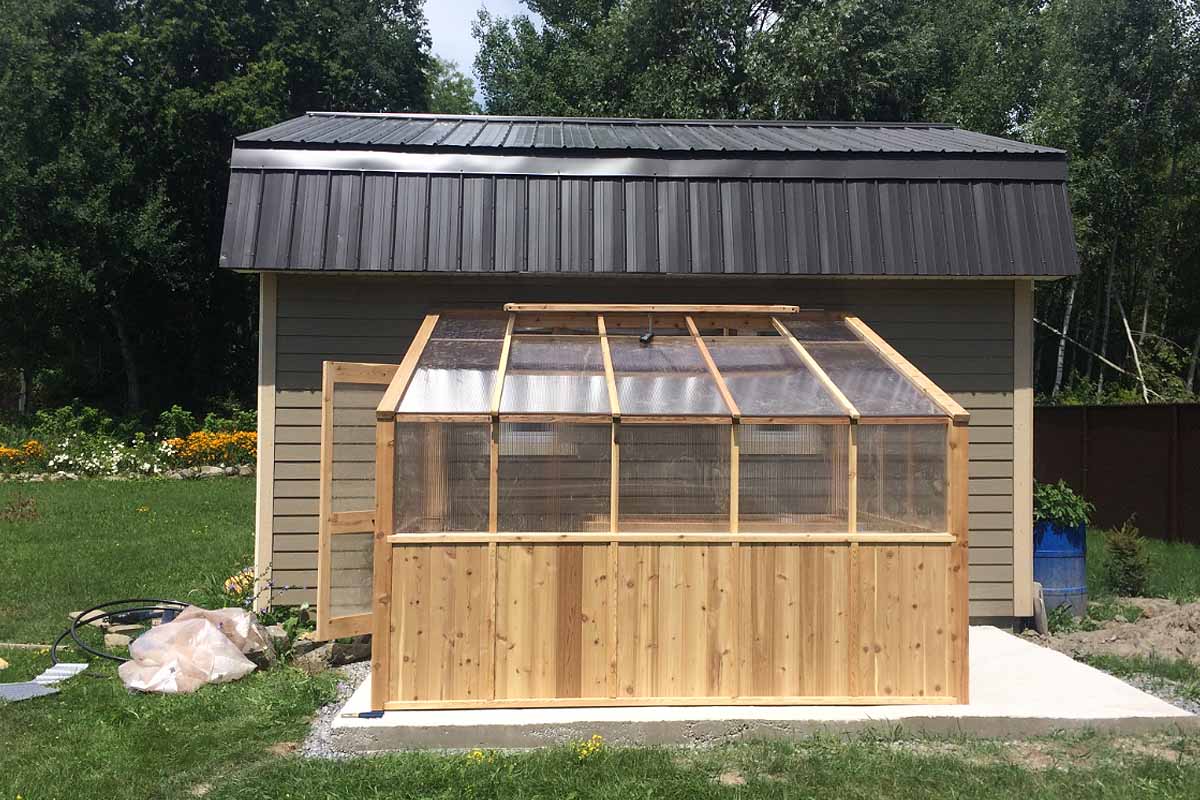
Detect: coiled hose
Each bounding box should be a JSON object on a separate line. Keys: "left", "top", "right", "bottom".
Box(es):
{"left": 50, "top": 598, "right": 188, "bottom": 665}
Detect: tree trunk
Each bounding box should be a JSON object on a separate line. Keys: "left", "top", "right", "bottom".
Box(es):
{"left": 106, "top": 301, "right": 142, "bottom": 414}
{"left": 1187, "top": 330, "right": 1200, "bottom": 394}
{"left": 1096, "top": 250, "right": 1117, "bottom": 396}
{"left": 17, "top": 368, "right": 26, "bottom": 414}
{"left": 1052, "top": 278, "right": 1077, "bottom": 396}
{"left": 1116, "top": 294, "right": 1148, "bottom": 403}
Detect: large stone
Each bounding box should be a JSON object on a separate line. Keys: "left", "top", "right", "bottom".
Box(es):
{"left": 197, "top": 466, "right": 225, "bottom": 478}
{"left": 292, "top": 638, "right": 371, "bottom": 675}
{"left": 237, "top": 464, "right": 254, "bottom": 477}
{"left": 104, "top": 633, "right": 132, "bottom": 650}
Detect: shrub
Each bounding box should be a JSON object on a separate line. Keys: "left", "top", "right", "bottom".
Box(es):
{"left": 1102, "top": 519, "right": 1150, "bottom": 596}
{"left": 155, "top": 405, "right": 198, "bottom": 439}
{"left": 1034, "top": 480, "right": 1094, "bottom": 527}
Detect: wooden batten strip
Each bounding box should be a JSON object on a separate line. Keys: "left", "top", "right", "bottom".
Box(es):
{"left": 504, "top": 303, "right": 801, "bottom": 314}
{"left": 386, "top": 531, "right": 956, "bottom": 545}
{"left": 948, "top": 420, "right": 971, "bottom": 702}
{"left": 843, "top": 316, "right": 969, "bottom": 422}
{"left": 384, "top": 694, "right": 959, "bottom": 711}
{"left": 315, "top": 362, "right": 336, "bottom": 639}
{"left": 377, "top": 313, "right": 440, "bottom": 419}
{"left": 686, "top": 316, "right": 741, "bottom": 419}
{"left": 771, "top": 317, "right": 860, "bottom": 419}
{"left": 597, "top": 315, "right": 621, "bottom": 419}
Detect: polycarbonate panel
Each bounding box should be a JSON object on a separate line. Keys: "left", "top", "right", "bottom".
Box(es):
{"left": 856, "top": 424, "right": 947, "bottom": 532}
{"left": 394, "top": 422, "right": 490, "bottom": 532}
{"left": 329, "top": 532, "right": 373, "bottom": 617}
{"left": 499, "top": 337, "right": 610, "bottom": 414}
{"left": 739, "top": 424, "right": 849, "bottom": 531}
{"left": 608, "top": 337, "right": 730, "bottom": 416}
{"left": 498, "top": 422, "right": 611, "bottom": 531}
{"left": 397, "top": 339, "right": 502, "bottom": 414}
{"left": 777, "top": 317, "right": 859, "bottom": 342}
{"left": 431, "top": 315, "right": 508, "bottom": 340}
{"left": 804, "top": 342, "right": 943, "bottom": 416}
{"left": 618, "top": 424, "right": 731, "bottom": 531}
{"left": 330, "top": 382, "right": 383, "bottom": 512}
{"left": 704, "top": 337, "right": 843, "bottom": 417}
{"left": 513, "top": 314, "right": 597, "bottom": 334}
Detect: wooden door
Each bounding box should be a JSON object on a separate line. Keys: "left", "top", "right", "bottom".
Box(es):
{"left": 315, "top": 361, "right": 399, "bottom": 639}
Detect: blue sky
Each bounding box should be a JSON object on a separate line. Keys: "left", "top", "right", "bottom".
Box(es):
{"left": 426, "top": 1, "right": 539, "bottom": 104}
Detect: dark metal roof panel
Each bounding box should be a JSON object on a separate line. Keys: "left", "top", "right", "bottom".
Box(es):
{"left": 237, "top": 114, "right": 1067, "bottom": 159}
{"left": 219, "top": 169, "right": 1080, "bottom": 276}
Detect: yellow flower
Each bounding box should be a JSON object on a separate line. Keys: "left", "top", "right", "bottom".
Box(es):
{"left": 574, "top": 733, "right": 605, "bottom": 761}
{"left": 136, "top": 505, "right": 150, "bottom": 513}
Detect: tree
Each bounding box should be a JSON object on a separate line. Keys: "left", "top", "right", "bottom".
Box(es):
{"left": 0, "top": 0, "right": 431, "bottom": 414}
{"left": 428, "top": 56, "right": 482, "bottom": 114}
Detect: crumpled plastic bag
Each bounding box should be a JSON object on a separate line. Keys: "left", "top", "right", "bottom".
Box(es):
{"left": 117, "top": 606, "right": 270, "bottom": 694}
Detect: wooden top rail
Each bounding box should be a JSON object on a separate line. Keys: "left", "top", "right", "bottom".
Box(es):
{"left": 387, "top": 531, "right": 956, "bottom": 545}
{"left": 504, "top": 303, "right": 801, "bottom": 314}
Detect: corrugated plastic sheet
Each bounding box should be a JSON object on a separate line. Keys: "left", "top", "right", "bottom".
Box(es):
{"left": 222, "top": 171, "right": 1078, "bottom": 275}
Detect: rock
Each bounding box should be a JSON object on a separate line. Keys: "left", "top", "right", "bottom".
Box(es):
{"left": 27, "top": 474, "right": 44, "bottom": 483}
{"left": 266, "top": 624, "right": 289, "bottom": 646}
{"left": 292, "top": 630, "right": 322, "bottom": 657}
{"left": 238, "top": 464, "right": 254, "bottom": 477}
{"left": 104, "top": 633, "right": 132, "bottom": 649}
{"left": 107, "top": 624, "right": 144, "bottom": 635}
{"left": 246, "top": 642, "right": 278, "bottom": 670}
{"left": 68, "top": 611, "right": 110, "bottom": 630}
{"left": 50, "top": 471, "right": 77, "bottom": 481}
{"left": 292, "top": 639, "right": 372, "bottom": 675}
{"left": 197, "top": 466, "right": 225, "bottom": 478}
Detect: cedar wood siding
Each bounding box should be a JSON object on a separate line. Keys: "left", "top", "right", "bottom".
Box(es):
{"left": 263, "top": 273, "right": 1022, "bottom": 620}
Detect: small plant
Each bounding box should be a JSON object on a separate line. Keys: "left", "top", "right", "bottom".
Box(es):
{"left": 1101, "top": 518, "right": 1149, "bottom": 596}
{"left": 465, "top": 748, "right": 497, "bottom": 764}
{"left": 1046, "top": 603, "right": 1077, "bottom": 634}
{"left": 573, "top": 733, "right": 605, "bottom": 761}
{"left": 1034, "top": 480, "right": 1094, "bottom": 527}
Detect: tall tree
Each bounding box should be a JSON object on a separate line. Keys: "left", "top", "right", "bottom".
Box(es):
{"left": 427, "top": 56, "right": 482, "bottom": 114}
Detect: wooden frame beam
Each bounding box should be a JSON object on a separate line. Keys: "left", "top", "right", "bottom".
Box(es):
{"left": 686, "top": 316, "right": 741, "bottom": 419}
{"left": 771, "top": 317, "right": 860, "bottom": 419}
{"left": 843, "top": 316, "right": 969, "bottom": 422}
{"left": 377, "top": 314, "right": 440, "bottom": 419}
{"left": 504, "top": 303, "right": 800, "bottom": 314}
{"left": 386, "top": 532, "right": 956, "bottom": 544}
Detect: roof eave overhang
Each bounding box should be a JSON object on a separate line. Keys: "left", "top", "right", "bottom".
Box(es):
{"left": 230, "top": 144, "right": 1069, "bottom": 182}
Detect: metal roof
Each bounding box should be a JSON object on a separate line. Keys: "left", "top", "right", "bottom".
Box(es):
{"left": 239, "top": 112, "right": 1063, "bottom": 156}
{"left": 220, "top": 113, "right": 1078, "bottom": 277}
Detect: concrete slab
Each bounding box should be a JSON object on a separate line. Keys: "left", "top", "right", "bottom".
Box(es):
{"left": 331, "top": 626, "right": 1199, "bottom": 752}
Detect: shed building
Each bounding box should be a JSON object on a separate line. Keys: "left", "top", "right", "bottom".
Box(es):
{"left": 219, "top": 113, "right": 1077, "bottom": 706}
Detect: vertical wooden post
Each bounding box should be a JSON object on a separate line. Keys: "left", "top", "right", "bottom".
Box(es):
{"left": 253, "top": 272, "right": 277, "bottom": 612}
{"left": 370, "top": 418, "right": 396, "bottom": 710}
{"left": 848, "top": 422, "right": 858, "bottom": 533}
{"left": 1013, "top": 279, "right": 1034, "bottom": 617}
{"left": 730, "top": 423, "right": 740, "bottom": 533}
{"left": 948, "top": 420, "right": 970, "bottom": 703}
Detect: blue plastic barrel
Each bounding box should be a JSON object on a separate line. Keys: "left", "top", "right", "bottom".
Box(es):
{"left": 1034, "top": 521, "right": 1087, "bottom": 616}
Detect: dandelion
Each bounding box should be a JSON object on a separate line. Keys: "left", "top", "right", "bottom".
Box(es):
{"left": 136, "top": 505, "right": 150, "bottom": 513}
{"left": 574, "top": 733, "right": 605, "bottom": 761}
{"left": 223, "top": 566, "right": 256, "bottom": 597}
{"left": 465, "top": 748, "right": 496, "bottom": 764}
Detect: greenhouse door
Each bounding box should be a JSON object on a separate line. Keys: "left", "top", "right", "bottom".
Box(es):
{"left": 315, "top": 361, "right": 399, "bottom": 640}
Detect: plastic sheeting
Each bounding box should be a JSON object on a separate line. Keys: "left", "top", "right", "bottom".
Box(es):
{"left": 118, "top": 607, "right": 273, "bottom": 694}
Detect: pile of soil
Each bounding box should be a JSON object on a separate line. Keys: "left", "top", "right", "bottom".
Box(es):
{"left": 1031, "top": 598, "right": 1200, "bottom": 665}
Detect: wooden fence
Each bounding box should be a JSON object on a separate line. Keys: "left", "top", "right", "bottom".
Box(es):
{"left": 1034, "top": 404, "right": 1200, "bottom": 544}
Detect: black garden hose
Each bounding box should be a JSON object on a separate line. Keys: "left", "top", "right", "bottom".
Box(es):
{"left": 50, "top": 598, "right": 188, "bottom": 665}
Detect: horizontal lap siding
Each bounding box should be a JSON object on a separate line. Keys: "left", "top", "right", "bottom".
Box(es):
{"left": 267, "top": 275, "right": 1017, "bottom": 617}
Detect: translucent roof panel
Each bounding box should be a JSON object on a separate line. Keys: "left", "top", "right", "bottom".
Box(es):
{"left": 703, "top": 337, "right": 844, "bottom": 417}
{"left": 803, "top": 342, "right": 944, "bottom": 416}
{"left": 608, "top": 336, "right": 730, "bottom": 416}
{"left": 397, "top": 338, "right": 503, "bottom": 414}
{"left": 777, "top": 317, "right": 859, "bottom": 342}
{"left": 430, "top": 315, "right": 509, "bottom": 340}
{"left": 499, "top": 336, "right": 610, "bottom": 414}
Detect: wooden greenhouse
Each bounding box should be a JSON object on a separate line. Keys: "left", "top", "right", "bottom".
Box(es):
{"left": 316, "top": 303, "right": 969, "bottom": 711}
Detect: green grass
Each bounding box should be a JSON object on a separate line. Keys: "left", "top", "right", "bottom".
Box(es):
{"left": 0, "top": 478, "right": 254, "bottom": 643}
{"left": 1087, "top": 528, "right": 1200, "bottom": 602}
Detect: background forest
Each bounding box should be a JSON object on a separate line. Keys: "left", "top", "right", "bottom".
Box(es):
{"left": 1, "top": 0, "right": 1197, "bottom": 420}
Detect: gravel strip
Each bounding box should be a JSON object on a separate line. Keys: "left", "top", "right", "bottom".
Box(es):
{"left": 1122, "top": 674, "right": 1200, "bottom": 716}
{"left": 300, "top": 661, "right": 370, "bottom": 760}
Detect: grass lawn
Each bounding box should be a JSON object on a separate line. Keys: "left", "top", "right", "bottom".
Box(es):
{"left": 5, "top": 480, "right": 1200, "bottom": 799}
{"left": 0, "top": 478, "right": 255, "bottom": 643}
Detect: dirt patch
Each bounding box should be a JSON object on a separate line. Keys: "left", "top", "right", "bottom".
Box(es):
{"left": 716, "top": 771, "right": 746, "bottom": 786}
{"left": 1030, "top": 598, "right": 1200, "bottom": 665}
{"left": 266, "top": 741, "right": 298, "bottom": 756}
{"left": 1, "top": 495, "right": 38, "bottom": 522}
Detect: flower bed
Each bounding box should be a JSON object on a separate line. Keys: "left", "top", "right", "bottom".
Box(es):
{"left": 0, "top": 403, "right": 257, "bottom": 479}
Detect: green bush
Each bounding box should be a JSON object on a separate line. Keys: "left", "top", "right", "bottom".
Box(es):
{"left": 155, "top": 405, "right": 198, "bottom": 439}
{"left": 1101, "top": 519, "right": 1150, "bottom": 596}
{"left": 1034, "top": 480, "right": 1094, "bottom": 527}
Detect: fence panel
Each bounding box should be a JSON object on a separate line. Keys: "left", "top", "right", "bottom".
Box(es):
{"left": 1034, "top": 404, "right": 1197, "bottom": 544}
